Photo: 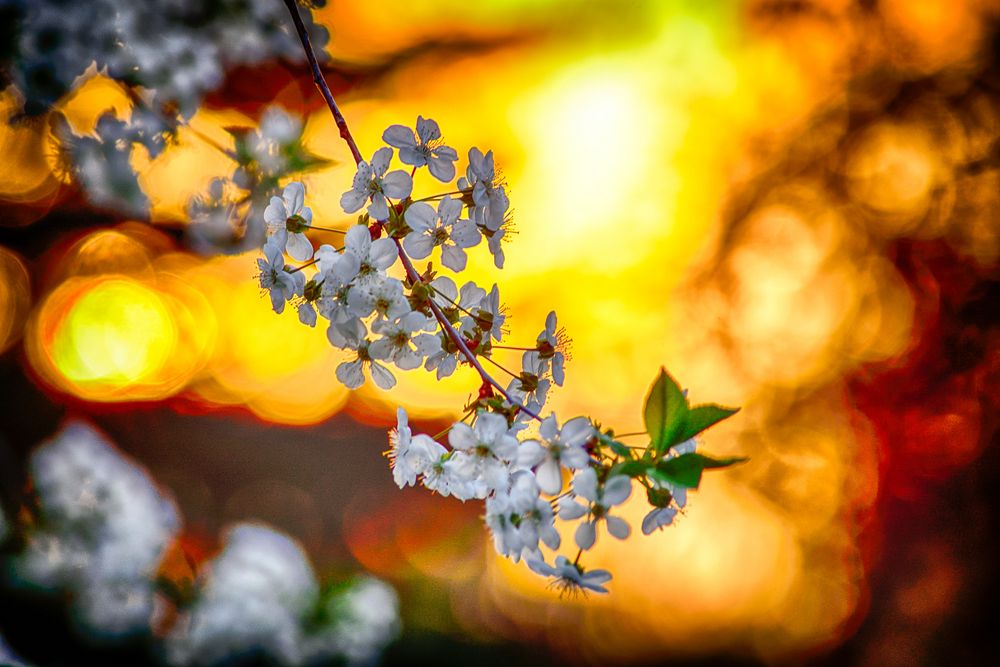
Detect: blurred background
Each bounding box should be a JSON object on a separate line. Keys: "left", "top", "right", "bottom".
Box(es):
{"left": 0, "top": 0, "right": 998, "bottom": 664}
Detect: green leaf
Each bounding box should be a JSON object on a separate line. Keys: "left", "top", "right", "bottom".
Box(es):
{"left": 611, "top": 460, "right": 648, "bottom": 478}
{"left": 643, "top": 368, "right": 689, "bottom": 455}
{"left": 674, "top": 404, "right": 740, "bottom": 446}
{"left": 654, "top": 453, "right": 748, "bottom": 489}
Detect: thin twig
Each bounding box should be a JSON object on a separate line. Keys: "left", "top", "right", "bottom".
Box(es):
{"left": 281, "top": 0, "right": 363, "bottom": 165}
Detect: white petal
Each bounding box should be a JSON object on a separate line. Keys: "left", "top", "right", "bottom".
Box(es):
{"left": 605, "top": 515, "right": 631, "bottom": 540}
{"left": 404, "top": 202, "right": 436, "bottom": 231}
{"left": 440, "top": 244, "right": 467, "bottom": 272}
{"left": 370, "top": 361, "right": 397, "bottom": 389}
{"left": 449, "top": 220, "right": 481, "bottom": 248}
{"left": 285, "top": 232, "right": 313, "bottom": 262}
{"left": 264, "top": 196, "right": 287, "bottom": 227}
{"left": 475, "top": 412, "right": 508, "bottom": 445}
{"left": 297, "top": 303, "right": 317, "bottom": 327}
{"left": 336, "top": 359, "right": 365, "bottom": 389}
{"left": 416, "top": 116, "right": 441, "bottom": 143}
{"left": 561, "top": 447, "right": 590, "bottom": 469}
{"left": 369, "top": 338, "right": 393, "bottom": 361}
{"left": 448, "top": 423, "right": 477, "bottom": 451}
{"left": 368, "top": 194, "right": 389, "bottom": 222}
{"left": 552, "top": 355, "right": 565, "bottom": 386}
{"left": 352, "top": 161, "right": 372, "bottom": 191}
{"left": 560, "top": 417, "right": 593, "bottom": 448}
{"left": 428, "top": 156, "right": 456, "bottom": 182}
{"left": 345, "top": 224, "right": 371, "bottom": 259}
{"left": 535, "top": 458, "right": 563, "bottom": 496}
{"left": 395, "top": 346, "right": 422, "bottom": 371}
{"left": 401, "top": 233, "right": 432, "bottom": 262}
{"left": 517, "top": 440, "right": 546, "bottom": 468}
{"left": 557, "top": 497, "right": 588, "bottom": 521}
{"left": 575, "top": 521, "right": 597, "bottom": 551}
{"left": 369, "top": 237, "right": 398, "bottom": 270}
{"left": 371, "top": 146, "right": 392, "bottom": 175}
{"left": 283, "top": 182, "right": 305, "bottom": 215}
{"left": 381, "top": 170, "right": 413, "bottom": 199}
{"left": 467, "top": 147, "right": 485, "bottom": 178}
{"left": 602, "top": 475, "right": 633, "bottom": 507}
{"left": 382, "top": 124, "right": 417, "bottom": 149}
{"left": 437, "top": 196, "right": 463, "bottom": 225}
{"left": 539, "top": 414, "right": 558, "bottom": 441}
{"left": 430, "top": 276, "right": 457, "bottom": 303}
{"left": 340, "top": 189, "right": 367, "bottom": 214}
{"left": 433, "top": 145, "right": 458, "bottom": 161}
{"left": 398, "top": 146, "right": 426, "bottom": 166}
{"left": 572, "top": 468, "right": 599, "bottom": 503}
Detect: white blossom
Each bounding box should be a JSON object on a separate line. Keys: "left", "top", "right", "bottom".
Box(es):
{"left": 336, "top": 343, "right": 396, "bottom": 390}
{"left": 641, "top": 507, "right": 678, "bottom": 535}
{"left": 258, "top": 239, "right": 304, "bottom": 314}
{"left": 382, "top": 116, "right": 459, "bottom": 182}
{"left": 526, "top": 555, "right": 612, "bottom": 594}
{"left": 537, "top": 311, "right": 566, "bottom": 386}
{"left": 347, "top": 275, "right": 410, "bottom": 325}
{"left": 387, "top": 408, "right": 448, "bottom": 488}
{"left": 559, "top": 468, "right": 633, "bottom": 551}
{"left": 517, "top": 415, "right": 592, "bottom": 495}
{"left": 458, "top": 147, "right": 509, "bottom": 231}
{"left": 343, "top": 224, "right": 397, "bottom": 280}
{"left": 264, "top": 182, "right": 314, "bottom": 262}
{"left": 15, "top": 421, "right": 179, "bottom": 636}
{"left": 403, "top": 197, "right": 481, "bottom": 272}
{"left": 448, "top": 412, "right": 519, "bottom": 493}
{"left": 340, "top": 147, "right": 412, "bottom": 221}
{"left": 370, "top": 312, "right": 440, "bottom": 371}
{"left": 165, "top": 523, "right": 317, "bottom": 666}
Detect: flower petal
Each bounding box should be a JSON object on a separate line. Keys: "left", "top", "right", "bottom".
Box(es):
{"left": 448, "top": 423, "right": 477, "bottom": 451}
{"left": 283, "top": 182, "right": 305, "bottom": 215}
{"left": 285, "top": 232, "right": 313, "bottom": 262}
{"left": 403, "top": 202, "right": 436, "bottom": 231}
{"left": 535, "top": 458, "right": 563, "bottom": 496}
{"left": 371, "top": 147, "right": 393, "bottom": 175}
{"left": 370, "top": 361, "right": 397, "bottom": 390}
{"left": 602, "top": 475, "right": 633, "bottom": 506}
{"left": 572, "top": 468, "right": 599, "bottom": 503}
{"left": 605, "top": 515, "right": 631, "bottom": 540}
{"left": 575, "top": 521, "right": 597, "bottom": 551}
{"left": 368, "top": 237, "right": 398, "bottom": 270}
{"left": 381, "top": 170, "right": 413, "bottom": 199}
{"left": 428, "top": 156, "right": 456, "bottom": 182}
{"left": 382, "top": 124, "right": 416, "bottom": 149}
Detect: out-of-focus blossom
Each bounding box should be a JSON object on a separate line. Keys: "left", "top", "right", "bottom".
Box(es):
{"left": 13, "top": 421, "right": 180, "bottom": 636}
{"left": 166, "top": 523, "right": 399, "bottom": 667}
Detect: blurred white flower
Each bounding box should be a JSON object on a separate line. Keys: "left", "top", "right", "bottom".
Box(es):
{"left": 165, "top": 523, "right": 318, "bottom": 666}
{"left": 14, "top": 421, "right": 179, "bottom": 636}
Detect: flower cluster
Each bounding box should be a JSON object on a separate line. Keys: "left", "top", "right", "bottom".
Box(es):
{"left": 166, "top": 524, "right": 399, "bottom": 667}
{"left": 3, "top": 421, "right": 399, "bottom": 664}
{"left": 2, "top": 0, "right": 327, "bottom": 117}
{"left": 11, "top": 421, "right": 180, "bottom": 636}
{"left": 256, "top": 113, "right": 743, "bottom": 594}
{"left": 2, "top": 1, "right": 328, "bottom": 225}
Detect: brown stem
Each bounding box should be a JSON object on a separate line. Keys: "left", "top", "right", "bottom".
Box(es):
{"left": 281, "top": 0, "right": 363, "bottom": 165}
